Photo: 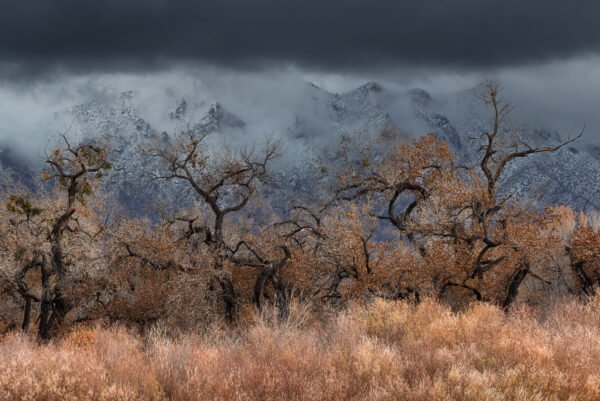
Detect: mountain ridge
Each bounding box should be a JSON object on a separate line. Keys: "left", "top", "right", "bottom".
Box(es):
{"left": 1, "top": 81, "right": 599, "bottom": 213}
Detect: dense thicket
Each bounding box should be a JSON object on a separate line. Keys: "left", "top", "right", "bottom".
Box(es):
{"left": 0, "top": 81, "right": 596, "bottom": 338}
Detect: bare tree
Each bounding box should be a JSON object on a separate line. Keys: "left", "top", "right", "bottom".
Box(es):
{"left": 0, "top": 135, "right": 111, "bottom": 338}
{"left": 146, "top": 130, "right": 279, "bottom": 320}
{"left": 335, "top": 80, "right": 582, "bottom": 309}
{"left": 464, "top": 80, "right": 582, "bottom": 308}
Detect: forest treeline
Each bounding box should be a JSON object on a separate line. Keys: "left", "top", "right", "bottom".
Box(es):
{"left": 1, "top": 80, "right": 598, "bottom": 339}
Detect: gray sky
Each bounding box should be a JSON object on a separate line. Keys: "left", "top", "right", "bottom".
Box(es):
{"left": 1, "top": 0, "right": 600, "bottom": 75}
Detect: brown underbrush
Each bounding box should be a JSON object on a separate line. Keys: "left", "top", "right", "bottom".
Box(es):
{"left": 1, "top": 297, "right": 599, "bottom": 401}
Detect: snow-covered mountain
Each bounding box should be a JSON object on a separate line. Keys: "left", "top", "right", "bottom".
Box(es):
{"left": 1, "top": 81, "right": 599, "bottom": 213}
{"left": 170, "top": 99, "right": 246, "bottom": 134}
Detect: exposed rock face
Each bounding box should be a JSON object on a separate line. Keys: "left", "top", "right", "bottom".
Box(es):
{"left": 196, "top": 102, "right": 246, "bottom": 133}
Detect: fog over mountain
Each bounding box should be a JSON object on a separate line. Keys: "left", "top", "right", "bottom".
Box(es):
{"left": 1, "top": 59, "right": 599, "bottom": 158}
{"left": 0, "top": 65, "right": 599, "bottom": 215}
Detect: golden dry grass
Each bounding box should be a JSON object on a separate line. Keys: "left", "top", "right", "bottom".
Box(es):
{"left": 1, "top": 297, "right": 600, "bottom": 400}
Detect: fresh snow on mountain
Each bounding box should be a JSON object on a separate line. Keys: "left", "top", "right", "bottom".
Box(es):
{"left": 1, "top": 81, "right": 599, "bottom": 213}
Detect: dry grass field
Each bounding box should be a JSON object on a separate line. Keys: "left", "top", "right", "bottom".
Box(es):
{"left": 0, "top": 296, "right": 599, "bottom": 401}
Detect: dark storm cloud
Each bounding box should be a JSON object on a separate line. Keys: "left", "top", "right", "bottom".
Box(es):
{"left": 1, "top": 0, "right": 600, "bottom": 75}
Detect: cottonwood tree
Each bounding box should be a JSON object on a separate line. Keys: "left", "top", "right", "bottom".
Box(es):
{"left": 226, "top": 227, "right": 293, "bottom": 318}
{"left": 445, "top": 80, "right": 581, "bottom": 308}
{"left": 335, "top": 80, "right": 583, "bottom": 309}
{"left": 271, "top": 199, "right": 412, "bottom": 309}
{"left": 144, "top": 130, "right": 279, "bottom": 320}
{"left": 0, "top": 192, "right": 45, "bottom": 331}
{"left": 102, "top": 217, "right": 219, "bottom": 330}
{"left": 333, "top": 133, "right": 458, "bottom": 300}
{"left": 0, "top": 136, "right": 111, "bottom": 338}
{"left": 567, "top": 210, "right": 600, "bottom": 296}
